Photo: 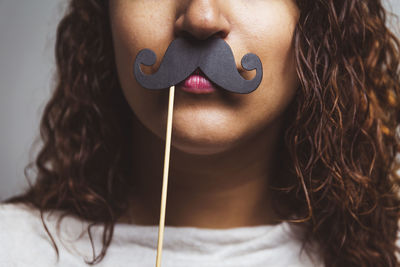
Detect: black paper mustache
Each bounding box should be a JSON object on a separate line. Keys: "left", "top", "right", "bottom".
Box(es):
{"left": 133, "top": 37, "right": 263, "bottom": 94}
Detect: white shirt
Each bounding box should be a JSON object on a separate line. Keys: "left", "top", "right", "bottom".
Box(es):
{"left": 0, "top": 203, "right": 325, "bottom": 267}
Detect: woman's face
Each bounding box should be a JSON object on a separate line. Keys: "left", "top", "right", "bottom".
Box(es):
{"left": 109, "top": 0, "right": 300, "bottom": 155}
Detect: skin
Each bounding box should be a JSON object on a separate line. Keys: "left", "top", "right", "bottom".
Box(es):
{"left": 109, "top": 0, "right": 300, "bottom": 228}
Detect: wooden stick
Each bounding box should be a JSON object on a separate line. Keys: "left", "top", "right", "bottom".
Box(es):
{"left": 156, "top": 85, "right": 175, "bottom": 267}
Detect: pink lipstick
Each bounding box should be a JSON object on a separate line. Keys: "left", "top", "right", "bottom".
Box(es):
{"left": 179, "top": 70, "right": 216, "bottom": 94}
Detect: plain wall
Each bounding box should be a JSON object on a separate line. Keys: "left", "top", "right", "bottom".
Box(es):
{"left": 0, "top": 1, "right": 400, "bottom": 201}
{"left": 0, "top": 0, "right": 67, "bottom": 200}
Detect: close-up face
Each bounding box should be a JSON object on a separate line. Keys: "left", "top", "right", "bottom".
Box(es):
{"left": 109, "top": 0, "right": 300, "bottom": 155}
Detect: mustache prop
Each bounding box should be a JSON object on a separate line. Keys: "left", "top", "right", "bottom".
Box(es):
{"left": 133, "top": 37, "right": 263, "bottom": 94}
{"left": 132, "top": 36, "right": 264, "bottom": 267}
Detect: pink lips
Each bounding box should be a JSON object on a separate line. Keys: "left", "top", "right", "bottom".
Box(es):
{"left": 179, "top": 70, "right": 216, "bottom": 94}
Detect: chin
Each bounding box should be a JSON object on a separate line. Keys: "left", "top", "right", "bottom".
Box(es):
{"left": 171, "top": 139, "right": 234, "bottom": 156}
{"left": 169, "top": 123, "right": 241, "bottom": 156}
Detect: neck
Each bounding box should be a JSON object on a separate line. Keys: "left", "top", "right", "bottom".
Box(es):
{"left": 122, "top": 116, "right": 284, "bottom": 228}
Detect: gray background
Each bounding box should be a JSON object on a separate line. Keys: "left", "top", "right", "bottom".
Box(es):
{"left": 0, "top": 1, "right": 399, "bottom": 201}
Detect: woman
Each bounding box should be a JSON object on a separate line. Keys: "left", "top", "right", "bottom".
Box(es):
{"left": 1, "top": 0, "right": 400, "bottom": 266}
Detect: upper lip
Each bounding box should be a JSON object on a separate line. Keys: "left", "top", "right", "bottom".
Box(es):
{"left": 192, "top": 67, "right": 243, "bottom": 76}
{"left": 182, "top": 67, "right": 243, "bottom": 91}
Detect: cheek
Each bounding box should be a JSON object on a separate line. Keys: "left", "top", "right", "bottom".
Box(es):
{"left": 109, "top": 3, "right": 171, "bottom": 82}
{"left": 109, "top": 2, "right": 176, "bottom": 137}
{"left": 237, "top": 51, "right": 298, "bottom": 139}
{"left": 257, "top": 36, "right": 298, "bottom": 118}
{"left": 237, "top": 8, "right": 299, "bottom": 130}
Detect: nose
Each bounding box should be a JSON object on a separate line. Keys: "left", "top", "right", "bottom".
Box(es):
{"left": 174, "top": 0, "right": 231, "bottom": 40}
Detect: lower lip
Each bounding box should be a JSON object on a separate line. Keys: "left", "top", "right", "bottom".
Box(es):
{"left": 179, "top": 74, "right": 216, "bottom": 94}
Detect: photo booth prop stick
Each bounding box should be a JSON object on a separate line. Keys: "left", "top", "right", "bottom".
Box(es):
{"left": 133, "top": 36, "right": 263, "bottom": 267}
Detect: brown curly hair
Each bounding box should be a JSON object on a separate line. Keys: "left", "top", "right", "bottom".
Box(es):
{"left": 6, "top": 0, "right": 400, "bottom": 266}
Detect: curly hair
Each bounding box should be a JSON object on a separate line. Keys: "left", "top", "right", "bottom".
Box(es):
{"left": 6, "top": 0, "right": 400, "bottom": 266}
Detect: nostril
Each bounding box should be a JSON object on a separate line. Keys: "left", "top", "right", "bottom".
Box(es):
{"left": 179, "top": 31, "right": 198, "bottom": 42}
{"left": 174, "top": 3, "right": 231, "bottom": 42}
{"left": 215, "top": 30, "right": 228, "bottom": 39}
{"left": 179, "top": 30, "right": 228, "bottom": 42}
